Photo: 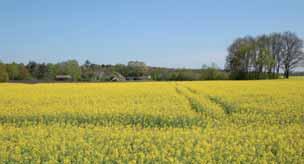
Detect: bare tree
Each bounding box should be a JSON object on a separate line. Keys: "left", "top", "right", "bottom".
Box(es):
{"left": 281, "top": 32, "right": 304, "bottom": 78}
{"left": 269, "top": 33, "right": 284, "bottom": 76}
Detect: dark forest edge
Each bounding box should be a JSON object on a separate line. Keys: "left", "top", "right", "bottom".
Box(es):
{"left": 226, "top": 31, "right": 304, "bottom": 79}
{"left": 0, "top": 31, "right": 303, "bottom": 82}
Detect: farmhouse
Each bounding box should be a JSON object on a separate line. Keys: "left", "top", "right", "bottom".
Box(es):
{"left": 55, "top": 75, "right": 72, "bottom": 81}
{"left": 111, "top": 72, "right": 126, "bottom": 81}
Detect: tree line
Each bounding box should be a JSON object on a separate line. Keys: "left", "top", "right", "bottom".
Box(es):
{"left": 0, "top": 60, "right": 82, "bottom": 82}
{"left": 226, "top": 31, "right": 304, "bottom": 79}
{"left": 0, "top": 60, "right": 228, "bottom": 82}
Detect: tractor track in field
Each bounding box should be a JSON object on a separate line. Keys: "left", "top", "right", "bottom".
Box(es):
{"left": 175, "top": 84, "right": 215, "bottom": 118}
{"left": 176, "top": 84, "right": 237, "bottom": 116}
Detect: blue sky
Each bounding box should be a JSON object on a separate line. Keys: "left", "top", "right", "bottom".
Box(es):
{"left": 0, "top": 0, "right": 303, "bottom": 68}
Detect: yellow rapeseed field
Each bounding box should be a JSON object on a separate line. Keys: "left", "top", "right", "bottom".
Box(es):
{"left": 0, "top": 79, "right": 303, "bottom": 163}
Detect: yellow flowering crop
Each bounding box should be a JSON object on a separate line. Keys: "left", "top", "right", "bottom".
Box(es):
{"left": 0, "top": 79, "right": 303, "bottom": 163}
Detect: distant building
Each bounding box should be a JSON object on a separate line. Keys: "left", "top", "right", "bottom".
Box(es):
{"left": 55, "top": 75, "right": 72, "bottom": 81}
{"left": 126, "top": 75, "right": 151, "bottom": 81}
{"left": 111, "top": 72, "right": 126, "bottom": 82}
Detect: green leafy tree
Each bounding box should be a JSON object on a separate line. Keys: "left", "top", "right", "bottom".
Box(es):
{"left": 0, "top": 62, "right": 9, "bottom": 82}
{"left": 127, "top": 61, "right": 148, "bottom": 76}
{"left": 6, "top": 63, "right": 19, "bottom": 80}
{"left": 201, "top": 63, "right": 228, "bottom": 80}
{"left": 18, "top": 64, "right": 30, "bottom": 80}
{"left": 56, "top": 60, "right": 81, "bottom": 81}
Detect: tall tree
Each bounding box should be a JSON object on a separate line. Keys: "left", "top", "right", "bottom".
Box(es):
{"left": 226, "top": 36, "right": 255, "bottom": 79}
{"left": 255, "top": 36, "right": 276, "bottom": 78}
{"left": 269, "top": 33, "right": 284, "bottom": 76}
{"left": 280, "top": 32, "right": 304, "bottom": 78}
